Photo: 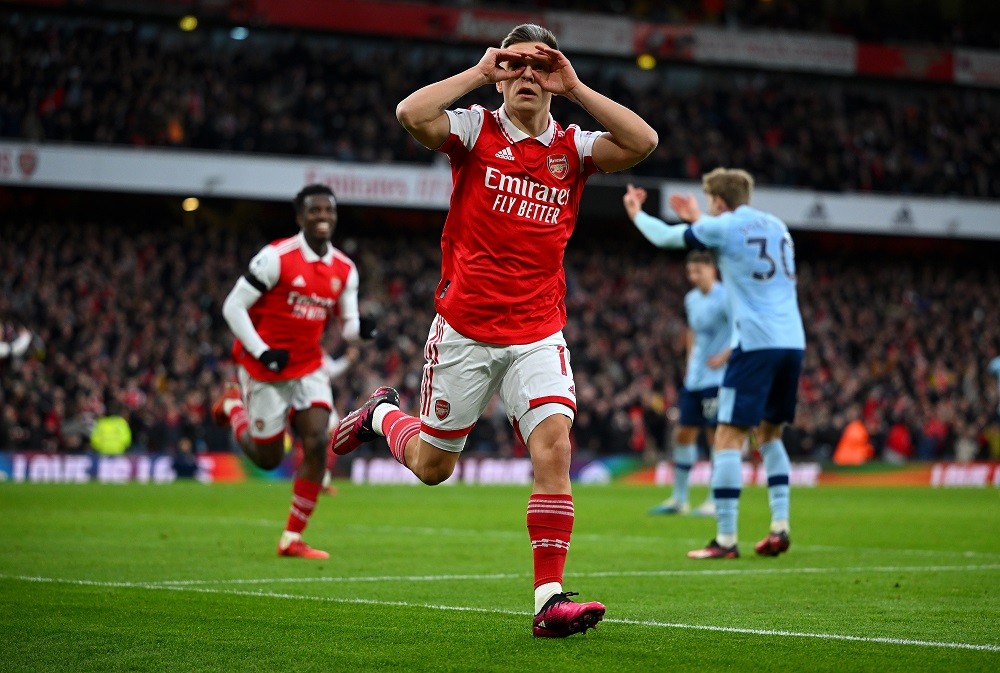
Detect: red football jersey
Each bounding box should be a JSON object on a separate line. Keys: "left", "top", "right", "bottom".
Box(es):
{"left": 435, "top": 105, "right": 601, "bottom": 345}
{"left": 233, "top": 234, "right": 357, "bottom": 381}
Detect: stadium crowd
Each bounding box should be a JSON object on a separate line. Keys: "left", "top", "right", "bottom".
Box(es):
{"left": 2, "top": 218, "right": 998, "bottom": 463}
{"left": 442, "top": 0, "right": 1000, "bottom": 49}
{"left": 2, "top": 13, "right": 999, "bottom": 198}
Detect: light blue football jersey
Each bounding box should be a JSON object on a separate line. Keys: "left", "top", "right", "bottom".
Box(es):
{"left": 688, "top": 205, "right": 805, "bottom": 351}
{"left": 989, "top": 356, "right": 1000, "bottom": 413}
{"left": 684, "top": 281, "right": 731, "bottom": 390}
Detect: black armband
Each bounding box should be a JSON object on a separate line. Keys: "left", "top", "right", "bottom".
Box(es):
{"left": 243, "top": 272, "right": 267, "bottom": 293}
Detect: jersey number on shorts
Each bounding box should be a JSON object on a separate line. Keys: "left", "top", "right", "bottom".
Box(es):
{"left": 702, "top": 396, "right": 719, "bottom": 420}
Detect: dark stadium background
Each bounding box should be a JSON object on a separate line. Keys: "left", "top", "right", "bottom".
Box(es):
{"left": 1, "top": 0, "right": 998, "bottom": 479}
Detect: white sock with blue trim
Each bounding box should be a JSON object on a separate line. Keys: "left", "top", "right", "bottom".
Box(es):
{"left": 760, "top": 438, "right": 791, "bottom": 532}
{"left": 712, "top": 449, "right": 743, "bottom": 547}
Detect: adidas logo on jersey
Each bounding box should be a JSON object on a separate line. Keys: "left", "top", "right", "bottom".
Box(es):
{"left": 495, "top": 146, "right": 514, "bottom": 161}
{"left": 291, "top": 275, "right": 307, "bottom": 287}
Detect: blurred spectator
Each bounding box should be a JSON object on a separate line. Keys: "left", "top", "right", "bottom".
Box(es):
{"left": 173, "top": 438, "right": 200, "bottom": 479}
{"left": 953, "top": 421, "right": 979, "bottom": 463}
{"left": 833, "top": 415, "right": 874, "bottom": 465}
{"left": 988, "top": 351, "right": 1000, "bottom": 419}
{"left": 0, "top": 325, "right": 32, "bottom": 360}
{"left": 89, "top": 411, "right": 132, "bottom": 455}
{"left": 984, "top": 423, "right": 1000, "bottom": 461}
{"left": 884, "top": 416, "right": 914, "bottom": 464}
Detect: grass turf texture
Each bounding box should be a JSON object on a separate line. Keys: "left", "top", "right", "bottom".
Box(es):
{"left": 1, "top": 481, "right": 997, "bottom": 672}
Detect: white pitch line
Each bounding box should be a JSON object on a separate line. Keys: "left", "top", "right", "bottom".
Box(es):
{"left": 129, "top": 562, "right": 1000, "bottom": 587}
{"left": 797, "top": 544, "right": 1000, "bottom": 559}
{"left": 606, "top": 616, "right": 1000, "bottom": 652}
{"left": 2, "top": 574, "right": 998, "bottom": 653}
{"left": 153, "top": 573, "right": 524, "bottom": 586}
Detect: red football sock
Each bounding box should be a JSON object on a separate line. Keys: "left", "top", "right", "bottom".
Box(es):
{"left": 527, "top": 494, "right": 574, "bottom": 588}
{"left": 285, "top": 478, "right": 321, "bottom": 534}
{"left": 381, "top": 409, "right": 420, "bottom": 467}
{"left": 230, "top": 405, "right": 250, "bottom": 444}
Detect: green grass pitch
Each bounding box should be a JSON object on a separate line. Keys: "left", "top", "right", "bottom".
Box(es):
{"left": 1, "top": 481, "right": 998, "bottom": 672}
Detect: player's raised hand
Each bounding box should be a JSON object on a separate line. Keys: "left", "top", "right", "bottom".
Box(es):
{"left": 669, "top": 193, "right": 702, "bottom": 223}
{"left": 530, "top": 45, "right": 581, "bottom": 97}
{"left": 477, "top": 47, "right": 527, "bottom": 83}
{"left": 622, "top": 183, "right": 647, "bottom": 220}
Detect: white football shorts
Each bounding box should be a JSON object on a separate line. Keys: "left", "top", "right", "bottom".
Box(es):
{"left": 419, "top": 314, "right": 577, "bottom": 452}
{"left": 237, "top": 365, "right": 333, "bottom": 441}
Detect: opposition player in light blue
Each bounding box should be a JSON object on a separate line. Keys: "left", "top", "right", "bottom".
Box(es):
{"left": 624, "top": 168, "right": 805, "bottom": 559}
{"left": 649, "top": 249, "right": 730, "bottom": 517}
{"left": 988, "top": 353, "right": 1000, "bottom": 421}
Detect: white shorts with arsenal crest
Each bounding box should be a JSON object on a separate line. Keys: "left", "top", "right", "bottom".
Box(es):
{"left": 237, "top": 365, "right": 333, "bottom": 441}
{"left": 419, "top": 314, "right": 577, "bottom": 452}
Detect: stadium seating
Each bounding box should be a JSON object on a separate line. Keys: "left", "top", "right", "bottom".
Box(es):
{"left": 1, "top": 12, "right": 997, "bottom": 197}
{"left": 1, "top": 218, "right": 997, "bottom": 461}
{"left": 434, "top": 0, "right": 1000, "bottom": 49}
{"left": 2, "top": 8, "right": 997, "bottom": 462}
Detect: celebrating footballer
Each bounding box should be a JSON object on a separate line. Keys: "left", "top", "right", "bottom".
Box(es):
{"left": 332, "top": 23, "right": 657, "bottom": 637}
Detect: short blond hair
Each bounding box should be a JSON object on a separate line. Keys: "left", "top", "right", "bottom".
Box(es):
{"left": 686, "top": 250, "right": 715, "bottom": 266}
{"left": 702, "top": 167, "right": 754, "bottom": 209}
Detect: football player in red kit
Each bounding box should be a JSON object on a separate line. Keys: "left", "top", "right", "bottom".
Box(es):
{"left": 213, "top": 184, "right": 373, "bottom": 559}
{"left": 334, "top": 24, "right": 657, "bottom": 636}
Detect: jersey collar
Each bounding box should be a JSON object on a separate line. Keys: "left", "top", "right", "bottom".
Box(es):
{"left": 497, "top": 105, "right": 555, "bottom": 146}
{"left": 297, "top": 231, "right": 334, "bottom": 264}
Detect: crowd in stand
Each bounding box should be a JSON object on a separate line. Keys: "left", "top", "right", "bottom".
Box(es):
{"left": 445, "top": 0, "right": 1000, "bottom": 49}
{"left": 2, "top": 13, "right": 999, "bottom": 198}
{"left": 2, "top": 10, "right": 998, "bottom": 464}
{"left": 2, "top": 218, "right": 998, "bottom": 464}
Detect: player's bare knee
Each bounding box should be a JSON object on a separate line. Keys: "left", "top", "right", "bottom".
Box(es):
{"left": 413, "top": 458, "right": 455, "bottom": 485}
{"left": 713, "top": 423, "right": 748, "bottom": 451}
{"left": 540, "top": 436, "right": 572, "bottom": 463}
{"left": 245, "top": 438, "right": 285, "bottom": 470}
{"left": 299, "top": 437, "right": 326, "bottom": 469}
{"left": 300, "top": 432, "right": 327, "bottom": 452}
{"left": 253, "top": 450, "right": 284, "bottom": 471}
{"left": 675, "top": 425, "right": 699, "bottom": 445}
{"left": 526, "top": 414, "right": 571, "bottom": 456}
{"left": 418, "top": 467, "right": 451, "bottom": 486}
{"left": 410, "top": 439, "right": 459, "bottom": 485}
{"left": 530, "top": 438, "right": 571, "bottom": 485}
{"left": 756, "top": 421, "right": 783, "bottom": 443}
